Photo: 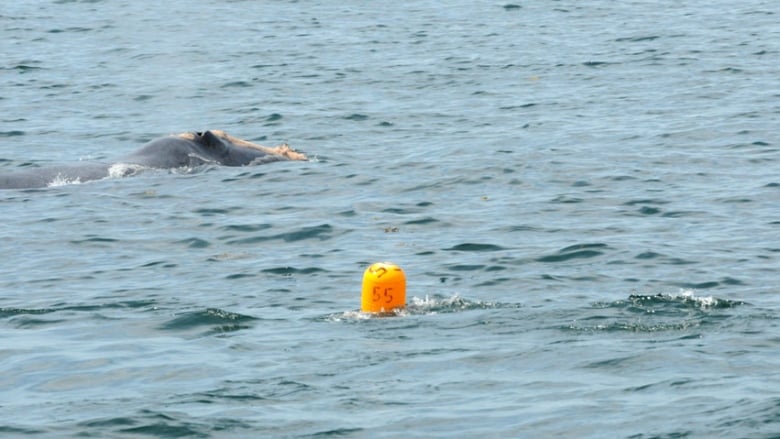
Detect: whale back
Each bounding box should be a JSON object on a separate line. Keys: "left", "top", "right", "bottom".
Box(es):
{"left": 0, "top": 130, "right": 306, "bottom": 189}
{"left": 182, "top": 130, "right": 307, "bottom": 164}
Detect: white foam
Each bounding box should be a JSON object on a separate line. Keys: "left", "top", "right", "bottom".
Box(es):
{"left": 326, "top": 294, "right": 501, "bottom": 322}
{"left": 325, "top": 310, "right": 376, "bottom": 322}
{"left": 47, "top": 174, "right": 82, "bottom": 187}
{"left": 676, "top": 289, "right": 718, "bottom": 309}
{"left": 108, "top": 163, "right": 147, "bottom": 178}
{"left": 407, "top": 294, "right": 451, "bottom": 314}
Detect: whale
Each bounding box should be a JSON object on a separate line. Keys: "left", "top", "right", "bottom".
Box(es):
{"left": 0, "top": 130, "right": 306, "bottom": 189}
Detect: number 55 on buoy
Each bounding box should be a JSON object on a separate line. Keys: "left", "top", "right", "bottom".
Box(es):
{"left": 361, "top": 262, "right": 406, "bottom": 313}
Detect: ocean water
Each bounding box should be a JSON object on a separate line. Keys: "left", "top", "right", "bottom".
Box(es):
{"left": 1, "top": 0, "right": 779, "bottom": 437}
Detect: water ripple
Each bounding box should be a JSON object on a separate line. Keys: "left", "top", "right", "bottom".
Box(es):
{"left": 566, "top": 290, "right": 746, "bottom": 333}
{"left": 159, "top": 308, "right": 256, "bottom": 335}
{"left": 444, "top": 243, "right": 506, "bottom": 252}
{"left": 536, "top": 243, "right": 609, "bottom": 263}
{"left": 225, "top": 224, "right": 334, "bottom": 244}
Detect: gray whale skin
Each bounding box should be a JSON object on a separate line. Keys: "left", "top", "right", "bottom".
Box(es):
{"left": 0, "top": 130, "right": 306, "bottom": 189}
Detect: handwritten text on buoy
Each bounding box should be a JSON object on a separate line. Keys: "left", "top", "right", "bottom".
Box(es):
{"left": 361, "top": 262, "right": 406, "bottom": 313}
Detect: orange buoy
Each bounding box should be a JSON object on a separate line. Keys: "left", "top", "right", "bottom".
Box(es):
{"left": 361, "top": 262, "right": 406, "bottom": 313}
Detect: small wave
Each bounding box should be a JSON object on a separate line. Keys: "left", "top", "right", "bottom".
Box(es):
{"left": 1, "top": 301, "right": 156, "bottom": 318}
{"left": 0, "top": 130, "right": 25, "bottom": 137}
{"left": 567, "top": 289, "right": 745, "bottom": 333}
{"left": 621, "top": 289, "right": 744, "bottom": 311}
{"left": 1, "top": 308, "right": 43, "bottom": 319}
{"left": 444, "top": 243, "right": 506, "bottom": 252}
{"left": 1, "top": 301, "right": 158, "bottom": 328}
{"left": 536, "top": 243, "right": 609, "bottom": 263}
{"left": 225, "top": 224, "right": 334, "bottom": 244}
{"left": 159, "top": 308, "right": 256, "bottom": 335}
{"left": 261, "top": 266, "right": 329, "bottom": 276}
